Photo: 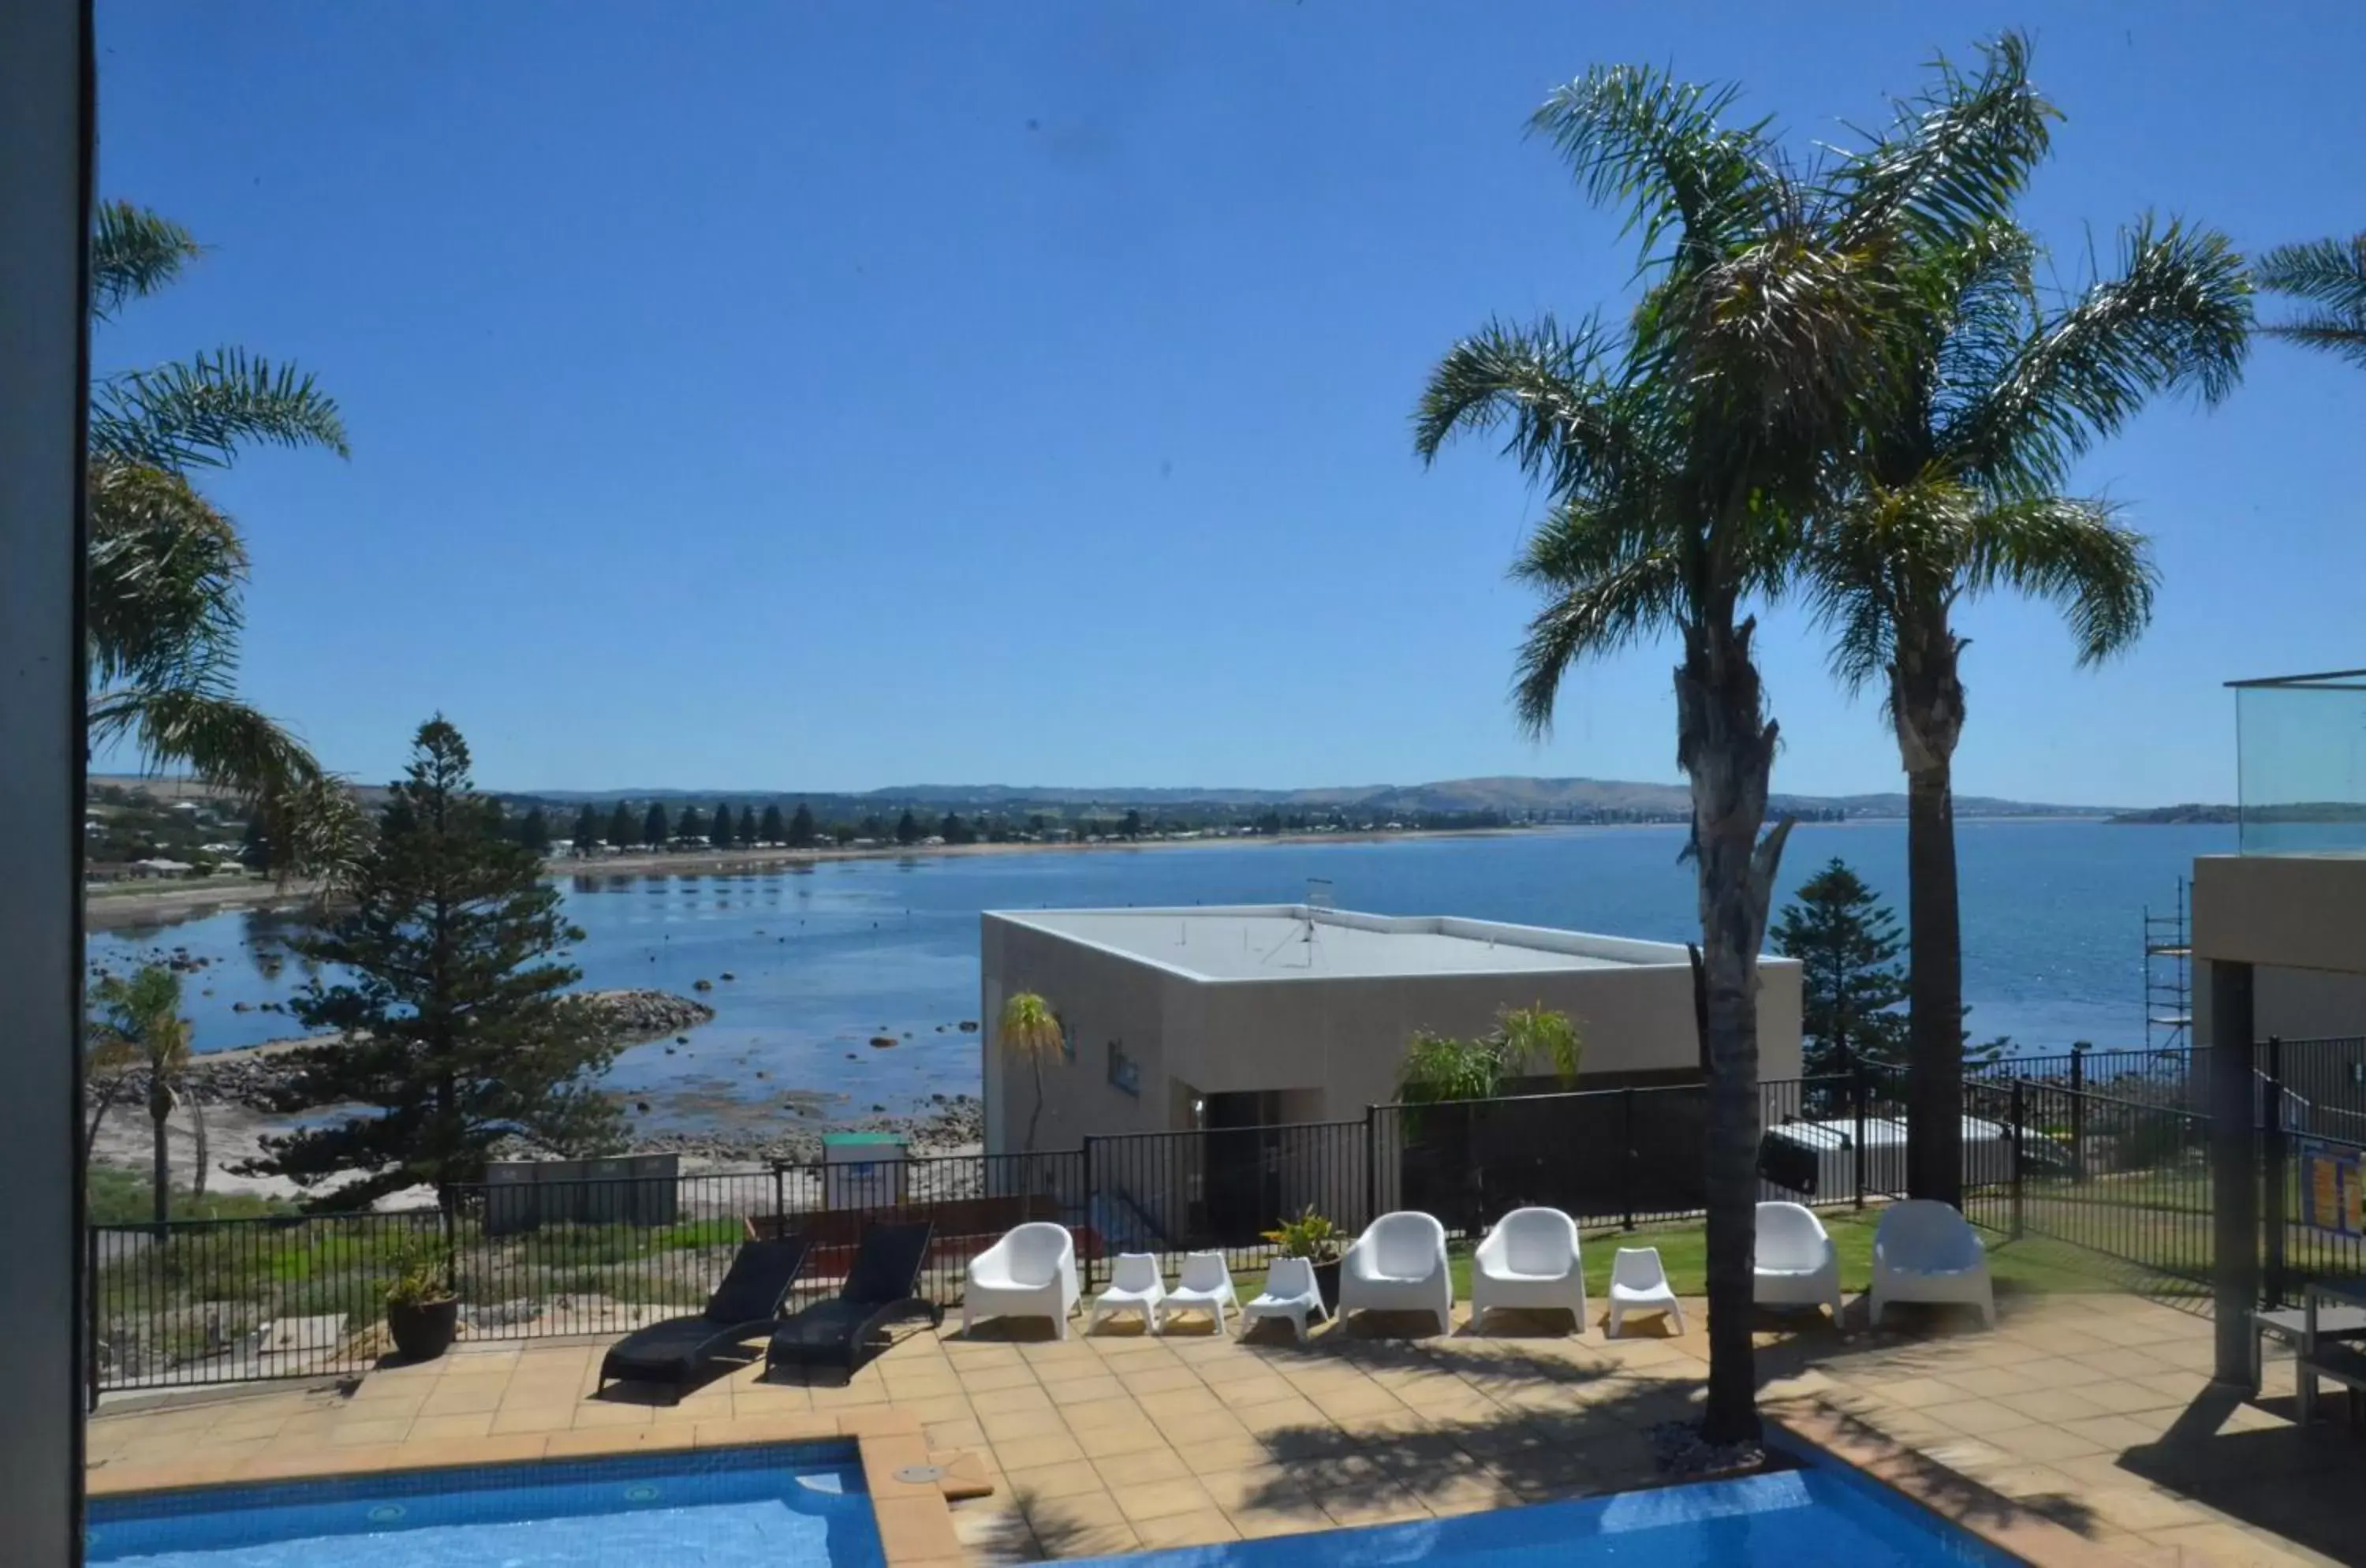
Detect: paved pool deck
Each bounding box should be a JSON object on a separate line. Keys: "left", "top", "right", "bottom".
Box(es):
{"left": 86, "top": 1290, "right": 2357, "bottom": 1567}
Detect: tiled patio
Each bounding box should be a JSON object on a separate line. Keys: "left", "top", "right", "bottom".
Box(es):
{"left": 86, "top": 1291, "right": 2362, "bottom": 1567}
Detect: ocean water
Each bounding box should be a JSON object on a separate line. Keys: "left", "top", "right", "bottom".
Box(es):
{"left": 88, "top": 820, "right": 2230, "bottom": 1125}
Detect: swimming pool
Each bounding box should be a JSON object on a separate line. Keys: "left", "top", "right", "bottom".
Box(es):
{"left": 1081, "top": 1458, "right": 2015, "bottom": 1567}
{"left": 85, "top": 1442, "right": 886, "bottom": 1568}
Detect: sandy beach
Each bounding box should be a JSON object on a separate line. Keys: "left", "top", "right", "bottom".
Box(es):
{"left": 83, "top": 823, "right": 1531, "bottom": 931}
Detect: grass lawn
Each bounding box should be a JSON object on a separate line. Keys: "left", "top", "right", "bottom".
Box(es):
{"left": 1226, "top": 1208, "right": 2199, "bottom": 1304}
{"left": 86, "top": 1163, "right": 300, "bottom": 1226}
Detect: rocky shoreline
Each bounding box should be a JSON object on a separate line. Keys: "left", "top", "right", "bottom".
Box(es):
{"left": 87, "top": 989, "right": 718, "bottom": 1114}
{"left": 86, "top": 987, "right": 983, "bottom": 1167}
{"left": 625, "top": 1092, "right": 985, "bottom": 1164}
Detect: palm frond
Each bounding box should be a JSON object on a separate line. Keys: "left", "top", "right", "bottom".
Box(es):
{"left": 1921, "top": 225, "right": 2041, "bottom": 443}
{"left": 1951, "top": 217, "right": 2251, "bottom": 492}
{"left": 85, "top": 461, "right": 249, "bottom": 693}
{"left": 1529, "top": 64, "right": 1778, "bottom": 270}
{"left": 1959, "top": 495, "right": 2155, "bottom": 665}
{"left": 996, "top": 991, "right": 1065, "bottom": 1066}
{"left": 1410, "top": 315, "right": 1631, "bottom": 491}
{"left": 1833, "top": 32, "right": 2054, "bottom": 254}
{"left": 1510, "top": 498, "right": 1689, "bottom": 737}
{"left": 2256, "top": 233, "right": 2366, "bottom": 368}
{"left": 91, "top": 201, "right": 203, "bottom": 323}
{"left": 91, "top": 347, "right": 351, "bottom": 470}
{"left": 88, "top": 685, "right": 322, "bottom": 801}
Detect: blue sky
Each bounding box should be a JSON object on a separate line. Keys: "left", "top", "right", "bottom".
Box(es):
{"left": 94, "top": 2, "right": 2366, "bottom": 805}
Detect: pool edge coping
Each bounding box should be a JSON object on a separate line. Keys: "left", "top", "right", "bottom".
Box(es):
{"left": 84, "top": 1409, "right": 972, "bottom": 1568}
{"left": 1770, "top": 1401, "right": 2150, "bottom": 1568}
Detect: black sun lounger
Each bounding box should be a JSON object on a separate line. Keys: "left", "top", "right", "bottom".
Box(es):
{"left": 598, "top": 1235, "right": 810, "bottom": 1400}
{"left": 765, "top": 1221, "right": 940, "bottom": 1380}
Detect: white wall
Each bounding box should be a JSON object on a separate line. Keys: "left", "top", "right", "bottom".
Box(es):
{"left": 983, "top": 913, "right": 1805, "bottom": 1148}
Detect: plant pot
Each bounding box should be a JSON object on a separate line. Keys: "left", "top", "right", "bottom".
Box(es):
{"left": 386, "top": 1297, "right": 460, "bottom": 1362}
{"left": 1312, "top": 1259, "right": 1342, "bottom": 1314}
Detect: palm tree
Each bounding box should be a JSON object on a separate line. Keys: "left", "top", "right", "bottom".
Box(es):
{"left": 2255, "top": 233, "right": 2366, "bottom": 368}
{"left": 996, "top": 991, "right": 1065, "bottom": 1154}
{"left": 86, "top": 202, "right": 362, "bottom": 877}
{"left": 1808, "top": 217, "right": 2249, "bottom": 1203}
{"left": 88, "top": 965, "right": 204, "bottom": 1230}
{"left": 1414, "top": 40, "right": 2048, "bottom": 1444}
{"left": 1394, "top": 1005, "right": 1583, "bottom": 1104}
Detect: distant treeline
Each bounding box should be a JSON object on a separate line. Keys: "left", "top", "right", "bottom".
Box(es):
{"left": 486, "top": 797, "right": 1525, "bottom": 853}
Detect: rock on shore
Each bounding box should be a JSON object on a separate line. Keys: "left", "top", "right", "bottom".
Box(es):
{"left": 626, "top": 1093, "right": 984, "bottom": 1165}
{"left": 85, "top": 988, "right": 717, "bottom": 1113}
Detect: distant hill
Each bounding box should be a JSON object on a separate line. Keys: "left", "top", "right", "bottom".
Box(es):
{"left": 2107, "top": 803, "right": 2238, "bottom": 825}
{"left": 515, "top": 774, "right": 2107, "bottom": 820}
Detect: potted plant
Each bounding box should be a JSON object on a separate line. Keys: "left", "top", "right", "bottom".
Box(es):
{"left": 1263, "top": 1206, "right": 1344, "bottom": 1312}
{"left": 383, "top": 1231, "right": 461, "bottom": 1362}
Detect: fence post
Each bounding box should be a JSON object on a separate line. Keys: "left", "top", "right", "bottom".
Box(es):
{"left": 1362, "top": 1107, "right": 1377, "bottom": 1228}
{"left": 1852, "top": 1067, "right": 1868, "bottom": 1209}
{"left": 1080, "top": 1137, "right": 1099, "bottom": 1292}
{"left": 2010, "top": 1079, "right": 2026, "bottom": 1241}
{"left": 2264, "top": 1035, "right": 2287, "bottom": 1309}
{"left": 770, "top": 1161, "right": 786, "bottom": 1238}
{"left": 1620, "top": 1086, "right": 1636, "bottom": 1231}
{"left": 2069, "top": 1047, "right": 2086, "bottom": 1179}
{"left": 84, "top": 1224, "right": 100, "bottom": 1413}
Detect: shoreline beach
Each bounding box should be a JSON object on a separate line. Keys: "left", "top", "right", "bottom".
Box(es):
{"left": 82, "top": 822, "right": 1539, "bottom": 931}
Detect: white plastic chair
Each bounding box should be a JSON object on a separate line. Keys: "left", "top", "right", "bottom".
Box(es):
{"left": 1752, "top": 1201, "right": 1843, "bottom": 1321}
{"left": 1472, "top": 1207, "right": 1587, "bottom": 1334}
{"left": 1159, "top": 1251, "right": 1239, "bottom": 1333}
{"left": 1086, "top": 1252, "right": 1166, "bottom": 1333}
{"left": 1606, "top": 1246, "right": 1683, "bottom": 1338}
{"left": 961, "top": 1222, "right": 1080, "bottom": 1338}
{"left": 1869, "top": 1200, "right": 1995, "bottom": 1329}
{"left": 1241, "top": 1256, "right": 1329, "bottom": 1342}
{"left": 1338, "top": 1211, "right": 1453, "bottom": 1335}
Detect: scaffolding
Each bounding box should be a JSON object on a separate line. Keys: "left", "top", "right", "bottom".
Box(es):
{"left": 2144, "top": 876, "right": 2192, "bottom": 1053}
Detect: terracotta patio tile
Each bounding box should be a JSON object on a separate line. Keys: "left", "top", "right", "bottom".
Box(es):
{"left": 1991, "top": 1387, "right": 2114, "bottom": 1424}
{"left": 957, "top": 1363, "right": 1041, "bottom": 1394}
{"left": 1058, "top": 1396, "right": 1141, "bottom": 1433}
{"left": 1131, "top": 1506, "right": 1241, "bottom": 1548}
{"left": 1001, "top": 1458, "right": 1109, "bottom": 1503}
{"left": 923, "top": 1418, "right": 987, "bottom": 1450}
{"left": 1134, "top": 1387, "right": 1226, "bottom": 1423}
{"left": 1044, "top": 1374, "right": 1127, "bottom": 1406}
{"left": 1920, "top": 1398, "right": 2039, "bottom": 1438}
{"left": 995, "top": 1432, "right": 1088, "bottom": 1472}
{"left": 488, "top": 1404, "right": 578, "bottom": 1435}
{"left": 967, "top": 1385, "right": 1055, "bottom": 1419}
{"left": 405, "top": 1412, "right": 498, "bottom": 1442}
{"left": 978, "top": 1406, "right": 1068, "bottom": 1443}
{"left": 1093, "top": 1446, "right": 1192, "bottom": 1488}
{"left": 1074, "top": 1421, "right": 1174, "bottom": 1459}
{"left": 1110, "top": 1476, "right": 1219, "bottom": 1523}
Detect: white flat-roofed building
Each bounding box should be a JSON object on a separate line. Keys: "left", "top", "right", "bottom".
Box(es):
{"left": 979, "top": 904, "right": 1802, "bottom": 1156}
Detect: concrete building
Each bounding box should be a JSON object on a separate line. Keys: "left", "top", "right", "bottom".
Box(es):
{"left": 2192, "top": 668, "right": 2366, "bottom": 1382}
{"left": 978, "top": 904, "right": 1803, "bottom": 1157}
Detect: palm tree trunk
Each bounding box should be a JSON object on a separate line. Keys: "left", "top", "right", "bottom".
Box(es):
{"left": 188, "top": 1083, "right": 210, "bottom": 1199}
{"left": 1025, "top": 1057, "right": 1045, "bottom": 1155}
{"left": 149, "top": 1102, "right": 172, "bottom": 1234}
{"left": 1893, "top": 621, "right": 1967, "bottom": 1207}
{"left": 1677, "top": 614, "right": 1793, "bottom": 1446}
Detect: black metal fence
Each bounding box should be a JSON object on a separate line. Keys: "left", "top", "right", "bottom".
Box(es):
{"left": 101, "top": 1043, "right": 2366, "bottom": 1402}
{"left": 1961, "top": 1076, "right": 2215, "bottom": 1289}
{"left": 91, "top": 1073, "right": 1894, "bottom": 1399}
{"left": 88, "top": 1152, "right": 1085, "bottom": 1400}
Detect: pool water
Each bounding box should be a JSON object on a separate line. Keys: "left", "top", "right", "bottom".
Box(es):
{"left": 86, "top": 1443, "right": 884, "bottom": 1568}
{"left": 1081, "top": 1462, "right": 2013, "bottom": 1567}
